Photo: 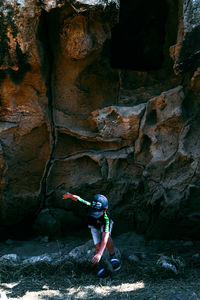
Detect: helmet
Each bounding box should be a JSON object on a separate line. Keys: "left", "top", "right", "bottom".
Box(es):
{"left": 88, "top": 194, "right": 108, "bottom": 218}
{"left": 93, "top": 194, "right": 108, "bottom": 210}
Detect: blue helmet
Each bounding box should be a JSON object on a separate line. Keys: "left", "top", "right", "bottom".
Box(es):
{"left": 93, "top": 194, "right": 108, "bottom": 210}
{"left": 88, "top": 194, "right": 108, "bottom": 218}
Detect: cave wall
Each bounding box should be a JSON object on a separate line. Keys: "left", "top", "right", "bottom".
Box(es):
{"left": 0, "top": 0, "right": 52, "bottom": 238}
{"left": 0, "top": 0, "right": 200, "bottom": 239}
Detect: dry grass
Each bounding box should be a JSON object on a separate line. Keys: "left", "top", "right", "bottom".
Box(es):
{"left": 0, "top": 256, "right": 200, "bottom": 299}
{"left": 1, "top": 236, "right": 200, "bottom": 299}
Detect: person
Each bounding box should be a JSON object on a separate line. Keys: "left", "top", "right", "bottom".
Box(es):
{"left": 62, "top": 192, "right": 121, "bottom": 277}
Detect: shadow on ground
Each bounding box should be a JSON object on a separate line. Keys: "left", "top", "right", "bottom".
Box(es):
{"left": 0, "top": 232, "right": 200, "bottom": 300}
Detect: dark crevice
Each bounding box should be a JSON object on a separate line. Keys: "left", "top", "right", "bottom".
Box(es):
{"left": 36, "top": 10, "right": 57, "bottom": 212}
{"left": 110, "top": 0, "right": 178, "bottom": 72}
{"left": 110, "top": 0, "right": 168, "bottom": 70}
{"left": 146, "top": 109, "right": 157, "bottom": 126}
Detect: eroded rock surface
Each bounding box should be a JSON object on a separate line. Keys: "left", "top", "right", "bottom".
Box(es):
{"left": 170, "top": 0, "right": 200, "bottom": 73}
{"left": 0, "top": 0, "right": 200, "bottom": 240}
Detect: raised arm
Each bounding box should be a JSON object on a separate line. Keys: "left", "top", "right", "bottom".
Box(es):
{"left": 62, "top": 192, "right": 91, "bottom": 206}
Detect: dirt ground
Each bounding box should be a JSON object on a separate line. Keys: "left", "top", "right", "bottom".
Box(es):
{"left": 0, "top": 231, "right": 200, "bottom": 300}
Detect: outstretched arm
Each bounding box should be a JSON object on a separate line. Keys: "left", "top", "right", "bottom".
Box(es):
{"left": 62, "top": 192, "right": 91, "bottom": 206}
{"left": 62, "top": 192, "right": 78, "bottom": 201}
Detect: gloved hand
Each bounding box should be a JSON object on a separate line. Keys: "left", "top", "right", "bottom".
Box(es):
{"left": 62, "top": 192, "right": 78, "bottom": 201}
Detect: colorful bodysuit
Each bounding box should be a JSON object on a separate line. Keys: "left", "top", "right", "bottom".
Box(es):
{"left": 75, "top": 196, "right": 113, "bottom": 244}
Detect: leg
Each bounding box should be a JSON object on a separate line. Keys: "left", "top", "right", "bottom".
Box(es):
{"left": 89, "top": 226, "right": 103, "bottom": 261}
{"left": 106, "top": 235, "right": 115, "bottom": 256}
{"left": 88, "top": 226, "right": 110, "bottom": 278}
{"left": 106, "top": 223, "right": 121, "bottom": 272}
{"left": 89, "top": 225, "right": 101, "bottom": 247}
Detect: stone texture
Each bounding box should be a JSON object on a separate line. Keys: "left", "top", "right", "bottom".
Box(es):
{"left": 135, "top": 86, "right": 184, "bottom": 164}
{"left": 89, "top": 104, "right": 145, "bottom": 143}
{"left": 0, "top": 0, "right": 119, "bottom": 235}
{"left": 1, "top": 0, "right": 200, "bottom": 240}
{"left": 0, "top": 0, "right": 52, "bottom": 232}
{"left": 68, "top": 239, "right": 121, "bottom": 267}
{"left": 170, "top": 0, "right": 200, "bottom": 74}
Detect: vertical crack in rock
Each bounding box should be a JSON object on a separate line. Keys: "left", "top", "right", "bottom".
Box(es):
{"left": 36, "top": 9, "right": 57, "bottom": 211}
{"left": 116, "top": 70, "right": 122, "bottom": 105}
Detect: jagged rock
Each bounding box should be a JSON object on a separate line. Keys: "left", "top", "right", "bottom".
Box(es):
{"left": 68, "top": 239, "right": 94, "bottom": 264}
{"left": 0, "top": 252, "right": 69, "bottom": 266}
{"left": 156, "top": 255, "right": 185, "bottom": 275}
{"left": 90, "top": 104, "right": 145, "bottom": 143}
{"left": 49, "top": 208, "right": 84, "bottom": 235}
{"left": 0, "top": 254, "right": 20, "bottom": 263}
{"left": 23, "top": 253, "right": 59, "bottom": 265}
{"left": 170, "top": 0, "right": 200, "bottom": 74}
{"left": 126, "top": 254, "right": 140, "bottom": 264}
{"left": 0, "top": 0, "right": 51, "bottom": 230}
{"left": 1, "top": 0, "right": 200, "bottom": 241}
{"left": 135, "top": 86, "right": 184, "bottom": 164}
{"left": 68, "top": 239, "right": 121, "bottom": 266}
{"left": 0, "top": 0, "right": 119, "bottom": 233}
{"left": 33, "top": 209, "right": 61, "bottom": 239}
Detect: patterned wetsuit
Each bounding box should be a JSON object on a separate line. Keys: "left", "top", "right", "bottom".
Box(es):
{"left": 76, "top": 196, "right": 112, "bottom": 233}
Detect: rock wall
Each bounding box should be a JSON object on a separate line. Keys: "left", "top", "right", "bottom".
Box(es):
{"left": 0, "top": 0, "right": 200, "bottom": 240}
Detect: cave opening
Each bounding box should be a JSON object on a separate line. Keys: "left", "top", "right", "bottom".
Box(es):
{"left": 110, "top": 0, "right": 179, "bottom": 71}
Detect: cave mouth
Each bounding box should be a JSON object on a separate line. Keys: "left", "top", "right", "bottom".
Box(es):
{"left": 110, "top": 0, "right": 178, "bottom": 71}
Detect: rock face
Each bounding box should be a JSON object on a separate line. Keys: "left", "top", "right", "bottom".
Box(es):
{"left": 170, "top": 0, "right": 200, "bottom": 74}
{"left": 0, "top": 0, "right": 200, "bottom": 240}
